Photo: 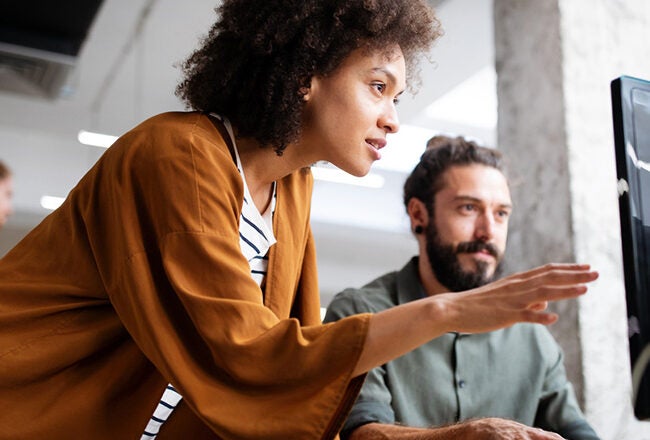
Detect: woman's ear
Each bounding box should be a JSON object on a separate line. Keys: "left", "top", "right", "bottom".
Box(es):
{"left": 303, "top": 74, "right": 323, "bottom": 103}
{"left": 300, "top": 87, "right": 310, "bottom": 102}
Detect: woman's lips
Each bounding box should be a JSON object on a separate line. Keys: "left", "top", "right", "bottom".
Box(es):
{"left": 366, "top": 138, "right": 386, "bottom": 159}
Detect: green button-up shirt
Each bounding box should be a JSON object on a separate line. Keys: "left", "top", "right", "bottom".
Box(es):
{"left": 325, "top": 257, "right": 600, "bottom": 440}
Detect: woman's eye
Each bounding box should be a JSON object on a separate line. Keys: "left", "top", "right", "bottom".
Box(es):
{"left": 372, "top": 82, "right": 386, "bottom": 94}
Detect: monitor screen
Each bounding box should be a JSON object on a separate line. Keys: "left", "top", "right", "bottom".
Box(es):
{"left": 611, "top": 75, "right": 650, "bottom": 420}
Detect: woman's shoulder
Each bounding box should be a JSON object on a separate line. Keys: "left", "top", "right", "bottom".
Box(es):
{"left": 112, "top": 112, "right": 229, "bottom": 160}
{"left": 133, "top": 111, "right": 221, "bottom": 142}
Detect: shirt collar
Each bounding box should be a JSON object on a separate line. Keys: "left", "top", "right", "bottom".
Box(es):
{"left": 396, "top": 256, "right": 428, "bottom": 304}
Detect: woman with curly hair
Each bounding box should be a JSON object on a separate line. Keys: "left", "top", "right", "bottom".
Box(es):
{"left": 0, "top": 1, "right": 597, "bottom": 439}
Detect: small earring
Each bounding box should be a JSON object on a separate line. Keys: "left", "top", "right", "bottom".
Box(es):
{"left": 300, "top": 87, "right": 310, "bottom": 101}
{"left": 414, "top": 225, "right": 423, "bottom": 234}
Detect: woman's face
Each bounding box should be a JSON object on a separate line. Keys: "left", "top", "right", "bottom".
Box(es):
{"left": 300, "top": 45, "right": 406, "bottom": 177}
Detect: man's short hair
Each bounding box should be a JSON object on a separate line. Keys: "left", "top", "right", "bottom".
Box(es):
{"left": 403, "top": 135, "right": 505, "bottom": 215}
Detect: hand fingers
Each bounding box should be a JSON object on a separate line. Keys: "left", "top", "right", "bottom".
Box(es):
{"left": 520, "top": 310, "right": 559, "bottom": 326}
{"left": 512, "top": 285, "right": 589, "bottom": 326}
{"left": 508, "top": 263, "right": 594, "bottom": 281}
{"left": 537, "top": 269, "right": 599, "bottom": 286}
{"left": 532, "top": 284, "right": 589, "bottom": 302}
{"left": 527, "top": 301, "right": 548, "bottom": 311}
{"left": 511, "top": 285, "right": 587, "bottom": 317}
{"left": 506, "top": 269, "right": 598, "bottom": 292}
{"left": 470, "top": 417, "right": 565, "bottom": 439}
{"left": 530, "top": 427, "right": 566, "bottom": 440}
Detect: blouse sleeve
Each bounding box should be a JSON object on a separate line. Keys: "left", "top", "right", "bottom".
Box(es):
{"left": 79, "top": 113, "right": 371, "bottom": 439}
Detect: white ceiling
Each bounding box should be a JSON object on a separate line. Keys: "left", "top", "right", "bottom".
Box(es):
{"left": 0, "top": 0, "right": 496, "bottom": 301}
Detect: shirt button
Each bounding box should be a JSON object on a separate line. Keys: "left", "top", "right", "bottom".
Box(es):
{"left": 458, "top": 380, "right": 466, "bottom": 388}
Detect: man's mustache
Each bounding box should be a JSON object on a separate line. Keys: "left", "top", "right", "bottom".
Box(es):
{"left": 455, "top": 240, "right": 500, "bottom": 259}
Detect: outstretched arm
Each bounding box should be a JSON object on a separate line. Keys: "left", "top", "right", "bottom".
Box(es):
{"left": 352, "top": 263, "right": 598, "bottom": 376}
{"left": 348, "top": 419, "right": 565, "bottom": 440}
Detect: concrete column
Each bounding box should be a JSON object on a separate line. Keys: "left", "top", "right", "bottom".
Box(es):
{"left": 494, "top": 0, "right": 650, "bottom": 438}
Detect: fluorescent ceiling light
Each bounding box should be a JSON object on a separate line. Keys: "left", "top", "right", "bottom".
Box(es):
{"left": 40, "top": 195, "right": 65, "bottom": 210}
{"left": 311, "top": 166, "right": 384, "bottom": 188}
{"left": 425, "top": 65, "right": 497, "bottom": 130}
{"left": 78, "top": 130, "right": 118, "bottom": 148}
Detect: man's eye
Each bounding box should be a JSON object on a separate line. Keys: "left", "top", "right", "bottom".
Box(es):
{"left": 460, "top": 204, "right": 475, "bottom": 212}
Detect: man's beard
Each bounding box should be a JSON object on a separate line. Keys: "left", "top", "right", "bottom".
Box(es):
{"left": 425, "top": 222, "right": 504, "bottom": 292}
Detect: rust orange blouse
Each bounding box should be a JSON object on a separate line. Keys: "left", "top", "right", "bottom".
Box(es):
{"left": 0, "top": 112, "right": 370, "bottom": 439}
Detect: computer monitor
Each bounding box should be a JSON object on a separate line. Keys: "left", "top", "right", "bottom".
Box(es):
{"left": 611, "top": 75, "right": 650, "bottom": 420}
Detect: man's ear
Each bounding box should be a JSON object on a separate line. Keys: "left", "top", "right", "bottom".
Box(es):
{"left": 407, "top": 198, "right": 429, "bottom": 233}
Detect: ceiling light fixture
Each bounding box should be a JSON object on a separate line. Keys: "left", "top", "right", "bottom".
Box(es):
{"left": 424, "top": 65, "right": 497, "bottom": 131}
{"left": 40, "top": 195, "right": 65, "bottom": 211}
{"left": 77, "top": 130, "right": 118, "bottom": 148}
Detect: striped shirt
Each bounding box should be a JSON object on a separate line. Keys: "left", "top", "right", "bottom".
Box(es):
{"left": 140, "top": 116, "right": 276, "bottom": 439}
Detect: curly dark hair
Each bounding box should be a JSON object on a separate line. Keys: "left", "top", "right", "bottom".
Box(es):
{"left": 403, "top": 135, "right": 506, "bottom": 215}
{"left": 176, "top": 0, "right": 441, "bottom": 155}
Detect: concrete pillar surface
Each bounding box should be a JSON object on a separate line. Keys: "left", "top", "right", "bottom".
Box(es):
{"left": 494, "top": 0, "right": 650, "bottom": 438}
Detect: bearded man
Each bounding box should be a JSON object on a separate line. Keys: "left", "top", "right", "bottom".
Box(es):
{"left": 325, "top": 136, "right": 600, "bottom": 440}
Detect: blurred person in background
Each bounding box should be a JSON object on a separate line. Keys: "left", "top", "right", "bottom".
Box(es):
{"left": 0, "top": 161, "right": 13, "bottom": 228}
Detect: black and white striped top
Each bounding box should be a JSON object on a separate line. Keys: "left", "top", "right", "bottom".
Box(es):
{"left": 140, "top": 117, "right": 276, "bottom": 439}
